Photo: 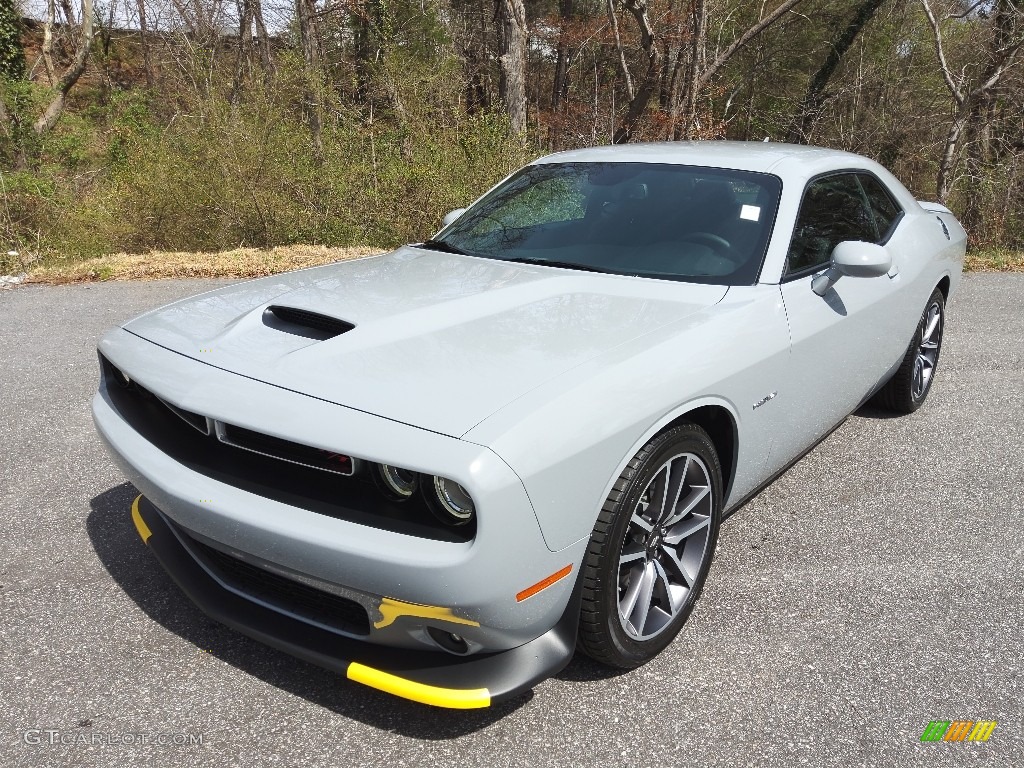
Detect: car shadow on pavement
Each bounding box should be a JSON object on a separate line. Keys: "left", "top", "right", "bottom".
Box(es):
{"left": 852, "top": 403, "right": 903, "bottom": 420}
{"left": 87, "top": 483, "right": 530, "bottom": 737}
{"left": 554, "top": 655, "right": 629, "bottom": 683}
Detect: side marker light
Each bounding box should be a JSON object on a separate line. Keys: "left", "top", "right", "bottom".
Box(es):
{"left": 516, "top": 564, "right": 573, "bottom": 602}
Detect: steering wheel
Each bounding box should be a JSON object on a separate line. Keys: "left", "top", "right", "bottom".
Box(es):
{"left": 680, "top": 232, "right": 733, "bottom": 257}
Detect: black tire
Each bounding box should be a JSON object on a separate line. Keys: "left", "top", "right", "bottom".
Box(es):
{"left": 577, "top": 423, "right": 722, "bottom": 668}
{"left": 874, "top": 287, "right": 945, "bottom": 414}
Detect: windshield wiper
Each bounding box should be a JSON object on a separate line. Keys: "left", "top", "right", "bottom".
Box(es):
{"left": 419, "top": 238, "right": 468, "bottom": 255}
{"left": 504, "top": 257, "right": 615, "bottom": 274}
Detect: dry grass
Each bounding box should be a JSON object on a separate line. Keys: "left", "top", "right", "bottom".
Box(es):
{"left": 19, "top": 245, "right": 1024, "bottom": 284}
{"left": 25, "top": 245, "right": 383, "bottom": 284}
{"left": 964, "top": 249, "right": 1024, "bottom": 273}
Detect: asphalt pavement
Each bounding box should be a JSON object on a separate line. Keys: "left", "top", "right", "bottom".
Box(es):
{"left": 1, "top": 274, "right": 1021, "bottom": 767}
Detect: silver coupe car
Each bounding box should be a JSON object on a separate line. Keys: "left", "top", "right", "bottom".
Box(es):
{"left": 93, "top": 142, "right": 965, "bottom": 708}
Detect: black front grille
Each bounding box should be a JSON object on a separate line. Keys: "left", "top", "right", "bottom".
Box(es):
{"left": 99, "top": 353, "right": 475, "bottom": 542}
{"left": 188, "top": 535, "right": 371, "bottom": 635}
{"left": 220, "top": 423, "right": 354, "bottom": 475}
{"left": 160, "top": 399, "right": 210, "bottom": 434}
{"left": 265, "top": 305, "right": 354, "bottom": 340}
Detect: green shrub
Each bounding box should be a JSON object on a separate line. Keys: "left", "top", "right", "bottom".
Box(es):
{"left": 44, "top": 66, "right": 533, "bottom": 257}
{"left": 0, "top": 4, "right": 25, "bottom": 80}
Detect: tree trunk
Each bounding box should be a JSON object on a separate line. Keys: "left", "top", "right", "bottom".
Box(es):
{"left": 353, "top": 0, "right": 376, "bottom": 103}
{"left": 103, "top": 0, "right": 117, "bottom": 55}
{"left": 41, "top": 0, "right": 57, "bottom": 85}
{"left": 34, "top": 0, "right": 95, "bottom": 135}
{"left": 617, "top": 0, "right": 801, "bottom": 143}
{"left": 607, "top": 0, "right": 634, "bottom": 102}
{"left": 551, "top": 0, "right": 573, "bottom": 111}
{"left": 786, "top": 0, "right": 887, "bottom": 144}
{"left": 251, "top": 0, "right": 274, "bottom": 75}
{"left": 923, "top": 0, "right": 1024, "bottom": 205}
{"left": 936, "top": 115, "right": 964, "bottom": 204}
{"left": 671, "top": 0, "right": 705, "bottom": 140}
{"left": 961, "top": 94, "right": 992, "bottom": 235}
{"left": 230, "top": 0, "right": 254, "bottom": 105}
{"left": 136, "top": 0, "right": 153, "bottom": 87}
{"left": 612, "top": 0, "right": 661, "bottom": 144}
{"left": 497, "top": 0, "right": 528, "bottom": 135}
{"left": 681, "top": 0, "right": 803, "bottom": 139}
{"left": 295, "top": 0, "right": 323, "bottom": 164}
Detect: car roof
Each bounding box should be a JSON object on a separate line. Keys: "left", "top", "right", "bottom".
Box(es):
{"left": 532, "top": 141, "right": 870, "bottom": 177}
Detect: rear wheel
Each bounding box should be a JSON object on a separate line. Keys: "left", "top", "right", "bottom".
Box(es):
{"left": 578, "top": 424, "right": 722, "bottom": 668}
{"left": 874, "top": 288, "right": 945, "bottom": 413}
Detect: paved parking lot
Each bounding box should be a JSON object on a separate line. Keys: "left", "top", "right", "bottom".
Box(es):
{"left": 1, "top": 274, "right": 1021, "bottom": 767}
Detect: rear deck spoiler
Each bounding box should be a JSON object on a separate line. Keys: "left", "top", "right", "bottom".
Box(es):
{"left": 918, "top": 200, "right": 953, "bottom": 214}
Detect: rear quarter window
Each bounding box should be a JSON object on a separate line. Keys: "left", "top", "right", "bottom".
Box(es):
{"left": 858, "top": 174, "right": 903, "bottom": 240}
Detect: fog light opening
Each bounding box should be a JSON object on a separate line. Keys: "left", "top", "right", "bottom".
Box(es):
{"left": 374, "top": 464, "right": 419, "bottom": 501}
{"left": 110, "top": 365, "right": 131, "bottom": 388}
{"left": 427, "top": 626, "right": 471, "bottom": 655}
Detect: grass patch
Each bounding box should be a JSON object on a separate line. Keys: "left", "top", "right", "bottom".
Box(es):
{"left": 964, "top": 249, "right": 1024, "bottom": 272}
{"left": 25, "top": 245, "right": 383, "bottom": 283}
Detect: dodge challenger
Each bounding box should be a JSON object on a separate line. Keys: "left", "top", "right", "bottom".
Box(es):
{"left": 92, "top": 141, "right": 966, "bottom": 708}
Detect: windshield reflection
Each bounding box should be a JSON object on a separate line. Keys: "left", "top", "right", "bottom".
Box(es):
{"left": 427, "top": 162, "right": 782, "bottom": 286}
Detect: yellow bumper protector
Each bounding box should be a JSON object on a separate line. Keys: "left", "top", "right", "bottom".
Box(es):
{"left": 346, "top": 662, "right": 490, "bottom": 708}
{"left": 131, "top": 495, "right": 152, "bottom": 543}
{"left": 374, "top": 597, "right": 480, "bottom": 631}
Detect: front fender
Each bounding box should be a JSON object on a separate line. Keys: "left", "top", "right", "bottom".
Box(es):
{"left": 465, "top": 285, "right": 791, "bottom": 551}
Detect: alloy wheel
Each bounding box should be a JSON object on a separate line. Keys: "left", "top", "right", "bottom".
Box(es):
{"left": 617, "top": 452, "right": 713, "bottom": 640}
{"left": 912, "top": 300, "right": 943, "bottom": 400}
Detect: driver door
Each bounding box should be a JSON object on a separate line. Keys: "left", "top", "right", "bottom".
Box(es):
{"left": 770, "top": 172, "right": 910, "bottom": 473}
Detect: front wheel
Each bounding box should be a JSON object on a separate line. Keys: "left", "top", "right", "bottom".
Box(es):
{"left": 874, "top": 287, "right": 945, "bottom": 413}
{"left": 577, "top": 424, "right": 722, "bottom": 668}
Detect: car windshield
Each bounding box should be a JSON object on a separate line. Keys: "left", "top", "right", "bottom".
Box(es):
{"left": 428, "top": 162, "right": 783, "bottom": 285}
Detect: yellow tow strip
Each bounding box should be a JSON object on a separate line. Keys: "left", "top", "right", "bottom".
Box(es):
{"left": 131, "top": 495, "right": 152, "bottom": 543}
{"left": 346, "top": 662, "right": 491, "bottom": 709}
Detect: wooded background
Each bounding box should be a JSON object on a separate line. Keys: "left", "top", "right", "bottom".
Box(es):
{"left": 0, "top": 0, "right": 1021, "bottom": 273}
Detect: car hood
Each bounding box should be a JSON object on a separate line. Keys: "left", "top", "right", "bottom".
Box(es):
{"left": 124, "top": 247, "right": 727, "bottom": 437}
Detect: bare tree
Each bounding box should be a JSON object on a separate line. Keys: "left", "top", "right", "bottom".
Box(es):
{"left": 295, "top": 0, "right": 324, "bottom": 163}
{"left": 231, "top": 0, "right": 255, "bottom": 104}
{"left": 606, "top": 0, "right": 635, "bottom": 102}
{"left": 673, "top": 0, "right": 804, "bottom": 139}
{"left": 613, "top": 0, "right": 803, "bottom": 143}
{"left": 251, "top": 0, "right": 274, "bottom": 75}
{"left": 921, "top": 0, "right": 1024, "bottom": 204}
{"left": 34, "top": 0, "right": 95, "bottom": 134}
{"left": 551, "top": 0, "right": 574, "bottom": 112}
{"left": 612, "top": 0, "right": 661, "bottom": 143}
{"left": 786, "top": 0, "right": 889, "bottom": 144}
{"left": 136, "top": 0, "right": 154, "bottom": 87}
{"left": 497, "top": 0, "right": 528, "bottom": 135}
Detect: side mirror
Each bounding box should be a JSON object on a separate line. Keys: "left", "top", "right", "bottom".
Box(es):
{"left": 442, "top": 208, "right": 467, "bottom": 228}
{"left": 832, "top": 241, "right": 892, "bottom": 277}
{"left": 811, "top": 241, "right": 892, "bottom": 296}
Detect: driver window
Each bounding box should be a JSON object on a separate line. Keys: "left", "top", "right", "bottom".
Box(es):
{"left": 787, "top": 173, "right": 877, "bottom": 275}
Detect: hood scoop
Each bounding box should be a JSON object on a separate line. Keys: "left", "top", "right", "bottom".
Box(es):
{"left": 262, "top": 305, "right": 355, "bottom": 341}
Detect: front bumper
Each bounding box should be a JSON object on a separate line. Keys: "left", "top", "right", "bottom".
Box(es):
{"left": 132, "top": 494, "right": 581, "bottom": 707}
{"left": 93, "top": 327, "right": 587, "bottom": 653}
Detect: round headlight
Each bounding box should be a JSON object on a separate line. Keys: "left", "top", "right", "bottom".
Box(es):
{"left": 374, "top": 464, "right": 418, "bottom": 501}
{"left": 425, "top": 476, "right": 475, "bottom": 526}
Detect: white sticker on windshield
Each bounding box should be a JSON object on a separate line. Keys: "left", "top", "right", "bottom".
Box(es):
{"left": 740, "top": 204, "right": 761, "bottom": 222}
